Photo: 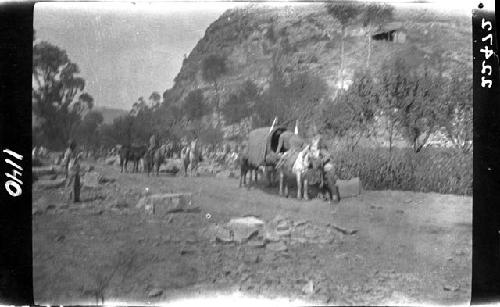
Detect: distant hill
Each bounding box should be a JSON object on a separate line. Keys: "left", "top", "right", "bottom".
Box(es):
{"left": 94, "top": 106, "right": 128, "bottom": 124}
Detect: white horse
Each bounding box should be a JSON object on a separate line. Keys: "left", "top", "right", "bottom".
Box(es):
{"left": 277, "top": 134, "right": 329, "bottom": 200}
{"left": 278, "top": 145, "right": 314, "bottom": 200}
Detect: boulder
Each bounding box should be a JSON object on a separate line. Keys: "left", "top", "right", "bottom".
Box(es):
{"left": 337, "top": 177, "right": 362, "bottom": 198}
{"left": 159, "top": 162, "right": 179, "bottom": 174}
{"left": 263, "top": 224, "right": 281, "bottom": 242}
{"left": 37, "top": 174, "right": 58, "bottom": 181}
{"left": 301, "top": 280, "right": 315, "bottom": 295}
{"left": 147, "top": 288, "right": 164, "bottom": 298}
{"left": 82, "top": 171, "right": 102, "bottom": 188}
{"left": 137, "top": 193, "right": 193, "bottom": 216}
{"left": 266, "top": 241, "right": 288, "bottom": 252}
{"left": 105, "top": 155, "right": 119, "bottom": 165}
{"left": 204, "top": 223, "right": 233, "bottom": 243}
{"left": 34, "top": 178, "right": 66, "bottom": 189}
{"left": 32, "top": 166, "right": 55, "bottom": 177}
{"left": 226, "top": 216, "right": 264, "bottom": 243}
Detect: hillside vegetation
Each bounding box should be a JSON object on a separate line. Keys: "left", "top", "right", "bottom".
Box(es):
{"left": 151, "top": 3, "right": 471, "bottom": 150}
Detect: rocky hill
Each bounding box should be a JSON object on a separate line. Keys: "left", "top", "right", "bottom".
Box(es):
{"left": 163, "top": 3, "right": 471, "bottom": 138}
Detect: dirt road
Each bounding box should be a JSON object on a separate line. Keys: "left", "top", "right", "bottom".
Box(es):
{"left": 33, "top": 161, "right": 471, "bottom": 305}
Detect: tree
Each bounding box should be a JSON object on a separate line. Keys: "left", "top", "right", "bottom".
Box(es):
{"left": 320, "top": 70, "right": 377, "bottom": 151}
{"left": 326, "top": 3, "right": 364, "bottom": 90}
{"left": 149, "top": 91, "right": 161, "bottom": 108}
{"left": 32, "top": 41, "right": 94, "bottom": 149}
{"left": 182, "top": 89, "right": 209, "bottom": 122}
{"left": 221, "top": 80, "right": 259, "bottom": 126}
{"left": 75, "top": 110, "right": 104, "bottom": 150}
{"left": 439, "top": 69, "right": 472, "bottom": 152}
{"left": 100, "top": 115, "right": 134, "bottom": 147}
{"left": 378, "top": 58, "right": 442, "bottom": 152}
{"left": 201, "top": 54, "right": 227, "bottom": 126}
{"left": 361, "top": 4, "right": 394, "bottom": 68}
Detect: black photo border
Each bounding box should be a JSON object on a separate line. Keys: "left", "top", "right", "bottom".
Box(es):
{"left": 0, "top": 1, "right": 499, "bottom": 305}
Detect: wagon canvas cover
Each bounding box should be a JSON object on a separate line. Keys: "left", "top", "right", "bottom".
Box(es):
{"left": 246, "top": 126, "right": 287, "bottom": 166}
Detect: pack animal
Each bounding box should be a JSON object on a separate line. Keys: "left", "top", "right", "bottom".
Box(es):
{"left": 238, "top": 152, "right": 259, "bottom": 188}
{"left": 181, "top": 140, "right": 201, "bottom": 177}
{"left": 120, "top": 145, "right": 147, "bottom": 173}
{"left": 276, "top": 137, "right": 340, "bottom": 203}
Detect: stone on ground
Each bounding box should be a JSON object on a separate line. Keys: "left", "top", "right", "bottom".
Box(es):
{"left": 105, "top": 155, "right": 119, "bottom": 165}
{"left": 35, "top": 178, "right": 66, "bottom": 189}
{"left": 266, "top": 241, "right": 288, "bottom": 252}
{"left": 137, "top": 193, "right": 193, "bottom": 216}
{"left": 159, "top": 162, "right": 179, "bottom": 174}
{"left": 147, "top": 288, "right": 163, "bottom": 297}
{"left": 82, "top": 171, "right": 102, "bottom": 188}
{"left": 203, "top": 223, "right": 233, "bottom": 243}
{"left": 302, "top": 280, "right": 314, "bottom": 295}
{"left": 226, "top": 216, "right": 264, "bottom": 243}
{"left": 32, "top": 166, "right": 55, "bottom": 177}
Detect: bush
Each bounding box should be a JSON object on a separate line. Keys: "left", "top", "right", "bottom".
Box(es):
{"left": 328, "top": 147, "right": 472, "bottom": 195}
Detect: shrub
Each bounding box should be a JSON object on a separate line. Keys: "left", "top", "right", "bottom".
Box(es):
{"left": 328, "top": 147, "right": 472, "bottom": 195}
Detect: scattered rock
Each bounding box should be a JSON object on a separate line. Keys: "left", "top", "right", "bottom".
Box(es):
{"left": 180, "top": 247, "right": 197, "bottom": 255}
{"left": 330, "top": 224, "right": 358, "bottom": 235}
{"left": 81, "top": 165, "right": 95, "bottom": 173}
{"left": 266, "top": 241, "right": 288, "bottom": 252}
{"left": 138, "top": 193, "right": 193, "bottom": 216}
{"left": 110, "top": 199, "right": 129, "bottom": 209}
{"left": 147, "top": 288, "right": 164, "bottom": 298}
{"left": 294, "top": 219, "right": 308, "bottom": 227}
{"left": 396, "top": 209, "right": 405, "bottom": 214}
{"left": 32, "top": 166, "right": 56, "bottom": 177}
{"left": 443, "top": 284, "right": 460, "bottom": 292}
{"left": 263, "top": 224, "right": 280, "bottom": 242}
{"left": 243, "top": 254, "right": 260, "bottom": 264}
{"left": 83, "top": 172, "right": 102, "bottom": 188}
{"left": 227, "top": 216, "right": 265, "bottom": 244}
{"left": 159, "top": 162, "right": 179, "bottom": 174}
{"left": 247, "top": 239, "right": 266, "bottom": 248}
{"left": 37, "top": 174, "right": 58, "bottom": 181}
{"left": 301, "top": 280, "right": 314, "bottom": 295}
{"left": 105, "top": 155, "right": 119, "bottom": 165}
{"left": 34, "top": 178, "right": 66, "bottom": 190}
{"left": 91, "top": 209, "right": 104, "bottom": 216}
{"left": 204, "top": 223, "right": 233, "bottom": 243}
{"left": 32, "top": 207, "right": 44, "bottom": 216}
{"left": 99, "top": 176, "right": 115, "bottom": 184}
{"left": 56, "top": 235, "right": 65, "bottom": 242}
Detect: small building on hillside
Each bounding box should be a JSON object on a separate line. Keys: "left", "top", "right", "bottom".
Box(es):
{"left": 372, "top": 21, "right": 407, "bottom": 44}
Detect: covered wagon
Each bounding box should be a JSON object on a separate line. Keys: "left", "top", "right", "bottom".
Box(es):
{"left": 245, "top": 126, "right": 306, "bottom": 167}
{"left": 246, "top": 126, "right": 288, "bottom": 168}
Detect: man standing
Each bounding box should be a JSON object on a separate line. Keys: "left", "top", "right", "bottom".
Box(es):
{"left": 148, "top": 133, "right": 159, "bottom": 153}
{"left": 63, "top": 140, "right": 81, "bottom": 203}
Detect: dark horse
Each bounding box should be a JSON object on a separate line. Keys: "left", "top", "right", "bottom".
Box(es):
{"left": 119, "top": 145, "right": 147, "bottom": 173}
{"left": 144, "top": 145, "right": 170, "bottom": 176}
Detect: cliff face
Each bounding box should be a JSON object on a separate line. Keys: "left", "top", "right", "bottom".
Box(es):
{"left": 164, "top": 3, "right": 471, "bottom": 134}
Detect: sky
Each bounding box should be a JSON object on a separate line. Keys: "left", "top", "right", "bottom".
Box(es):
{"left": 34, "top": 2, "right": 245, "bottom": 110}
{"left": 34, "top": 1, "right": 481, "bottom": 110}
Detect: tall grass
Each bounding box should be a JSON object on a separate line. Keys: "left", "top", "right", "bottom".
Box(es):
{"left": 329, "top": 147, "right": 472, "bottom": 196}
